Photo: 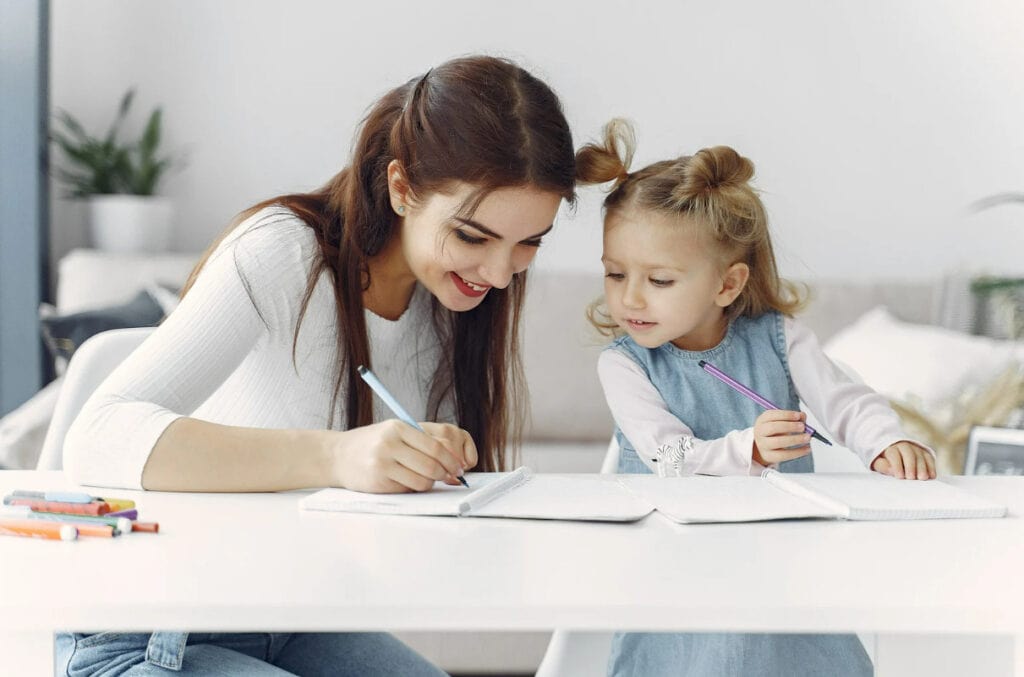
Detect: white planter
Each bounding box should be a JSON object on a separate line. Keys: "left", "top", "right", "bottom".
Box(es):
{"left": 88, "top": 195, "right": 174, "bottom": 253}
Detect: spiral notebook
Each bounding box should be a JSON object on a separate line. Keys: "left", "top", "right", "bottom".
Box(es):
{"left": 299, "top": 467, "right": 1007, "bottom": 523}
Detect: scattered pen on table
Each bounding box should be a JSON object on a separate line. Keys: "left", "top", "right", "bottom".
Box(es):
{"left": 1, "top": 490, "right": 158, "bottom": 540}
{"left": 0, "top": 519, "right": 77, "bottom": 541}
{"left": 697, "top": 360, "right": 832, "bottom": 446}
{"left": 357, "top": 365, "right": 471, "bottom": 488}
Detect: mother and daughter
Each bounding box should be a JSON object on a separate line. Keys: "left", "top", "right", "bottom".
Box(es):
{"left": 61, "top": 54, "right": 931, "bottom": 676}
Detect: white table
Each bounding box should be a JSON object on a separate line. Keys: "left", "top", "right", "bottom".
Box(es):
{"left": 2, "top": 471, "right": 1022, "bottom": 674}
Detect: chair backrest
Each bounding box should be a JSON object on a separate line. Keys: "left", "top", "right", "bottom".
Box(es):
{"left": 36, "top": 327, "right": 155, "bottom": 470}
{"left": 599, "top": 436, "right": 620, "bottom": 475}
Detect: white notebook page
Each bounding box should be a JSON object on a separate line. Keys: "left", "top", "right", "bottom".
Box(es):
{"left": 618, "top": 475, "right": 838, "bottom": 523}
{"left": 471, "top": 474, "right": 653, "bottom": 521}
{"left": 767, "top": 472, "right": 1008, "bottom": 520}
{"left": 299, "top": 470, "right": 525, "bottom": 516}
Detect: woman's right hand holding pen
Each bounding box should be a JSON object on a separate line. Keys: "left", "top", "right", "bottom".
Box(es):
{"left": 328, "top": 420, "right": 477, "bottom": 494}
{"left": 752, "top": 409, "right": 812, "bottom": 466}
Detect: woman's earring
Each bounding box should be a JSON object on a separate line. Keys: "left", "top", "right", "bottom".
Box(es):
{"left": 396, "top": 205, "right": 406, "bottom": 215}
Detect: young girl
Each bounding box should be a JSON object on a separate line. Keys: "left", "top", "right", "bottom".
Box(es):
{"left": 57, "top": 56, "right": 576, "bottom": 676}
{"left": 578, "top": 120, "right": 935, "bottom": 677}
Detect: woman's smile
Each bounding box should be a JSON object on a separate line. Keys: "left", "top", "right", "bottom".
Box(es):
{"left": 451, "top": 272, "right": 491, "bottom": 297}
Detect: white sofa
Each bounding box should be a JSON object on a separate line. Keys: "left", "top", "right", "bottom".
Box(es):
{"left": 5, "top": 248, "right": 1001, "bottom": 674}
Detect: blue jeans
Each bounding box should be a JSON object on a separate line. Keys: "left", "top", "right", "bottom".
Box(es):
{"left": 607, "top": 631, "right": 872, "bottom": 677}
{"left": 55, "top": 631, "right": 448, "bottom": 676}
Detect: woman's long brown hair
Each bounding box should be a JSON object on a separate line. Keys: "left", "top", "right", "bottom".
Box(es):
{"left": 180, "top": 56, "right": 576, "bottom": 471}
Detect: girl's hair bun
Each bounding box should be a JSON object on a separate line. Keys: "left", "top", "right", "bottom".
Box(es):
{"left": 576, "top": 118, "right": 636, "bottom": 188}
{"left": 670, "top": 145, "right": 754, "bottom": 203}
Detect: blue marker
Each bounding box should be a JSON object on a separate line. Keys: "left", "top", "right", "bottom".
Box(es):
{"left": 8, "top": 490, "right": 93, "bottom": 504}
{"left": 357, "top": 365, "right": 470, "bottom": 488}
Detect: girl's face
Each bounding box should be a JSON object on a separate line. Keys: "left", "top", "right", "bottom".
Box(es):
{"left": 399, "top": 182, "right": 562, "bottom": 312}
{"left": 602, "top": 208, "right": 747, "bottom": 351}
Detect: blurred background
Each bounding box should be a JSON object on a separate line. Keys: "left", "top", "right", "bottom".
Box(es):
{"left": 3, "top": 0, "right": 1023, "bottom": 418}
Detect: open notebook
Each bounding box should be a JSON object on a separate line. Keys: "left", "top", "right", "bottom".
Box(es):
{"left": 300, "top": 467, "right": 653, "bottom": 521}
{"left": 298, "top": 467, "right": 1007, "bottom": 523}
{"left": 621, "top": 469, "right": 1007, "bottom": 523}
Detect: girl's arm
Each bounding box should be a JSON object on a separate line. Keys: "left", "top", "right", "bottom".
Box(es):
{"left": 784, "top": 316, "right": 935, "bottom": 469}
{"left": 597, "top": 350, "right": 765, "bottom": 477}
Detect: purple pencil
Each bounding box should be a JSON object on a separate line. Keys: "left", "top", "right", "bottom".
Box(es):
{"left": 697, "top": 360, "right": 832, "bottom": 446}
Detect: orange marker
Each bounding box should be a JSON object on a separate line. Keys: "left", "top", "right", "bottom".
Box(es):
{"left": 131, "top": 521, "right": 159, "bottom": 533}
{"left": 6, "top": 498, "right": 110, "bottom": 515}
{"left": 0, "top": 518, "right": 77, "bottom": 541}
{"left": 70, "top": 523, "right": 116, "bottom": 538}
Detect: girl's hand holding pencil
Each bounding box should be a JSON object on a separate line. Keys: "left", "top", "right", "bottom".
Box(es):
{"left": 752, "top": 409, "right": 813, "bottom": 466}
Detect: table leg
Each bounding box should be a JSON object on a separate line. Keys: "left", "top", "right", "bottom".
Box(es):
{"left": 0, "top": 630, "right": 53, "bottom": 673}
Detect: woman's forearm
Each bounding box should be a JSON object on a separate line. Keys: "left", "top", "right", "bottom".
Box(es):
{"left": 141, "top": 417, "right": 336, "bottom": 492}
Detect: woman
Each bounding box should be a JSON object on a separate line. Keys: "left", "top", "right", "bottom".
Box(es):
{"left": 58, "top": 55, "right": 576, "bottom": 676}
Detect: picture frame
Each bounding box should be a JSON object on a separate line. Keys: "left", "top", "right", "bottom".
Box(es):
{"left": 964, "top": 425, "right": 1024, "bottom": 476}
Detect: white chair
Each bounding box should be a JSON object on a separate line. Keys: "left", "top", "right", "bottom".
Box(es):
{"left": 534, "top": 437, "right": 620, "bottom": 677}
{"left": 36, "top": 327, "right": 155, "bottom": 470}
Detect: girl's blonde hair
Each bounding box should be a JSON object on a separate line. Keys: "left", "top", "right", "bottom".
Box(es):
{"left": 578, "top": 119, "right": 804, "bottom": 334}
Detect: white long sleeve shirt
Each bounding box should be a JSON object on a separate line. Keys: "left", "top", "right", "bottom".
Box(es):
{"left": 64, "top": 207, "right": 443, "bottom": 489}
{"left": 597, "top": 317, "right": 929, "bottom": 477}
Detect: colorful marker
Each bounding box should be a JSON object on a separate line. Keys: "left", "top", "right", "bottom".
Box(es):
{"left": 8, "top": 491, "right": 135, "bottom": 511}
{"left": 1, "top": 506, "right": 123, "bottom": 536}
{"left": 5, "top": 498, "right": 112, "bottom": 515}
{"left": 130, "top": 521, "right": 159, "bottom": 533}
{"left": 0, "top": 518, "right": 77, "bottom": 541}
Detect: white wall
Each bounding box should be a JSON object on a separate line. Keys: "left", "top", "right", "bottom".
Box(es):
{"left": 49, "top": 0, "right": 1024, "bottom": 280}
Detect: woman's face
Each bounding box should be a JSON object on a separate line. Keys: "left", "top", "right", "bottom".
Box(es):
{"left": 398, "top": 182, "right": 562, "bottom": 312}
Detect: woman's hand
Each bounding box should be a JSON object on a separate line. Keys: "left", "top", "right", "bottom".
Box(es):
{"left": 328, "top": 419, "right": 476, "bottom": 493}
{"left": 871, "top": 441, "right": 936, "bottom": 480}
{"left": 419, "top": 421, "right": 478, "bottom": 471}
{"left": 752, "top": 409, "right": 812, "bottom": 466}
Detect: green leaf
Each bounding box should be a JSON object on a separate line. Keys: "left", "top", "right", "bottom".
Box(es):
{"left": 54, "top": 110, "right": 90, "bottom": 142}
{"left": 139, "top": 108, "right": 162, "bottom": 161}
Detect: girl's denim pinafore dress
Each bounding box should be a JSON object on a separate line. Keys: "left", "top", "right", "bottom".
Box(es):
{"left": 607, "top": 311, "right": 872, "bottom": 677}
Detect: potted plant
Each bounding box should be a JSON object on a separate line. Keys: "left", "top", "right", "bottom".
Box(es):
{"left": 51, "top": 88, "right": 177, "bottom": 253}
{"left": 970, "top": 193, "right": 1024, "bottom": 339}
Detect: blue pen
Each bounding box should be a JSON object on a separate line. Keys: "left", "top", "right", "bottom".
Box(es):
{"left": 8, "top": 490, "right": 93, "bottom": 504}
{"left": 357, "top": 365, "right": 470, "bottom": 488}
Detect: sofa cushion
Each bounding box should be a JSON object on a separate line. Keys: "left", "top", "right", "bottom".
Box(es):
{"left": 823, "top": 306, "right": 1024, "bottom": 409}
{"left": 56, "top": 248, "right": 197, "bottom": 313}
{"left": 798, "top": 279, "right": 937, "bottom": 344}
{"left": 39, "top": 289, "right": 165, "bottom": 364}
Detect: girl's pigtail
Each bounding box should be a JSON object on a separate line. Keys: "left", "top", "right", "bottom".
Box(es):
{"left": 576, "top": 118, "right": 635, "bottom": 188}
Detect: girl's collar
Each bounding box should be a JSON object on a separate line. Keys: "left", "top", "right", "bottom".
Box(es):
{"left": 659, "top": 317, "right": 738, "bottom": 360}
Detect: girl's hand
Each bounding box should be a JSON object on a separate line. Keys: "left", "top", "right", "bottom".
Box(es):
{"left": 329, "top": 419, "right": 473, "bottom": 493}
{"left": 753, "top": 409, "right": 812, "bottom": 466}
{"left": 871, "top": 441, "right": 936, "bottom": 480}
